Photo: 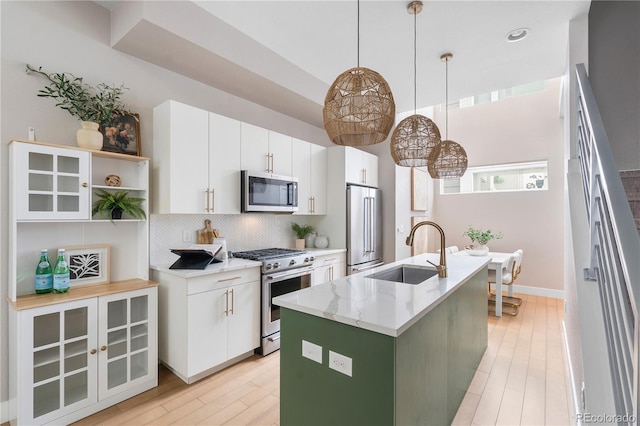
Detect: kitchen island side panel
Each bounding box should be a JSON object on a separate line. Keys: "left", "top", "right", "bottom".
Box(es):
{"left": 279, "top": 308, "right": 395, "bottom": 426}
{"left": 395, "top": 266, "right": 488, "bottom": 425}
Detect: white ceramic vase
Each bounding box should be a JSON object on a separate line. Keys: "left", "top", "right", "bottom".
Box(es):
{"left": 305, "top": 232, "right": 317, "bottom": 248}
{"left": 76, "top": 121, "right": 103, "bottom": 150}
{"left": 465, "top": 244, "right": 489, "bottom": 256}
{"left": 314, "top": 235, "right": 329, "bottom": 249}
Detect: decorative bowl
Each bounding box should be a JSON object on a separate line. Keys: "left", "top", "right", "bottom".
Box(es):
{"left": 465, "top": 245, "right": 489, "bottom": 256}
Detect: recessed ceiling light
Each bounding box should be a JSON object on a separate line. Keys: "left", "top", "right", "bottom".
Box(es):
{"left": 506, "top": 28, "right": 530, "bottom": 42}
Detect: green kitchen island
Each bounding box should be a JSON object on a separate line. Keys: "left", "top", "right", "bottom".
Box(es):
{"left": 273, "top": 253, "right": 490, "bottom": 426}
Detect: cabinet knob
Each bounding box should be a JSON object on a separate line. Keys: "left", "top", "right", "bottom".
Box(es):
{"left": 82, "top": 182, "right": 88, "bottom": 188}
{"left": 101, "top": 345, "right": 107, "bottom": 351}
{"left": 90, "top": 349, "right": 97, "bottom": 355}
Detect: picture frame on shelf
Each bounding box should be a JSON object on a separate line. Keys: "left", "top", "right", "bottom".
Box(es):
{"left": 66, "top": 245, "right": 110, "bottom": 286}
{"left": 411, "top": 167, "right": 428, "bottom": 211}
{"left": 101, "top": 113, "right": 141, "bottom": 156}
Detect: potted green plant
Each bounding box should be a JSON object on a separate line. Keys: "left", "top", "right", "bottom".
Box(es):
{"left": 463, "top": 226, "right": 503, "bottom": 256}
{"left": 25, "top": 64, "right": 135, "bottom": 150}
{"left": 291, "top": 222, "right": 315, "bottom": 250}
{"left": 92, "top": 189, "right": 146, "bottom": 223}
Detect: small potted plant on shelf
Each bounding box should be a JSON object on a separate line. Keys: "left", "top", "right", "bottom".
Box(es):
{"left": 463, "top": 226, "right": 503, "bottom": 256}
{"left": 291, "top": 222, "right": 315, "bottom": 250}
{"left": 92, "top": 189, "right": 146, "bottom": 223}
{"left": 25, "top": 64, "right": 135, "bottom": 150}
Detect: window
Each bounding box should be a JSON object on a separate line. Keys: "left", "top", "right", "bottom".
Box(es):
{"left": 440, "top": 161, "right": 548, "bottom": 194}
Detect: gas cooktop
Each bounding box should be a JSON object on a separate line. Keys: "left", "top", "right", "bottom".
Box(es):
{"left": 232, "top": 247, "right": 306, "bottom": 261}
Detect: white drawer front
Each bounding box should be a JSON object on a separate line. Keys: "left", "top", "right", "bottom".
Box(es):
{"left": 187, "top": 268, "right": 260, "bottom": 295}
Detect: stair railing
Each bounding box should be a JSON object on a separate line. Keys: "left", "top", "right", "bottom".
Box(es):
{"left": 575, "top": 63, "right": 640, "bottom": 421}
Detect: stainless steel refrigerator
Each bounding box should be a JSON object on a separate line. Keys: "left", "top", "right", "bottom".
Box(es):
{"left": 347, "top": 184, "right": 383, "bottom": 274}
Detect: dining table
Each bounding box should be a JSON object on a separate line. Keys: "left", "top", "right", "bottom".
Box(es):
{"left": 453, "top": 251, "right": 514, "bottom": 317}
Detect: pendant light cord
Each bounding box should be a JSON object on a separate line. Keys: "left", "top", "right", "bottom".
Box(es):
{"left": 357, "top": 0, "right": 360, "bottom": 68}
{"left": 445, "top": 57, "right": 449, "bottom": 139}
{"left": 413, "top": 5, "right": 417, "bottom": 115}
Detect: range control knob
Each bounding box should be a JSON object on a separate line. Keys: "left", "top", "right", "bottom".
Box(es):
{"left": 309, "top": 256, "right": 316, "bottom": 262}
{"left": 289, "top": 259, "right": 297, "bottom": 266}
{"left": 304, "top": 257, "right": 310, "bottom": 263}
{"left": 273, "top": 262, "right": 281, "bottom": 269}
{"left": 265, "top": 263, "right": 273, "bottom": 270}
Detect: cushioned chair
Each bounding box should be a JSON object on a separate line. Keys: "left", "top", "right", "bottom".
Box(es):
{"left": 487, "top": 251, "right": 521, "bottom": 316}
{"left": 447, "top": 246, "right": 459, "bottom": 254}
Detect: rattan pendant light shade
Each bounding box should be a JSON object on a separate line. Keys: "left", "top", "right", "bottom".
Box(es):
{"left": 390, "top": 1, "right": 441, "bottom": 167}
{"left": 427, "top": 53, "right": 468, "bottom": 179}
{"left": 323, "top": 0, "right": 396, "bottom": 146}
{"left": 391, "top": 114, "right": 441, "bottom": 166}
{"left": 324, "top": 67, "right": 396, "bottom": 146}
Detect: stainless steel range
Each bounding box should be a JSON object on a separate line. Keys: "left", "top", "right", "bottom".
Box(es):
{"left": 232, "top": 248, "right": 315, "bottom": 355}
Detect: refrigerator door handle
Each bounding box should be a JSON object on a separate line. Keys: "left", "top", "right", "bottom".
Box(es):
{"left": 363, "top": 197, "right": 370, "bottom": 253}
{"left": 369, "top": 196, "right": 375, "bottom": 254}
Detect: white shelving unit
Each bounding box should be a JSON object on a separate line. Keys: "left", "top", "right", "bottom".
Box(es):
{"left": 7, "top": 139, "right": 157, "bottom": 425}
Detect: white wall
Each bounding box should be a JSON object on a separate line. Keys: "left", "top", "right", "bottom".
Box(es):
{"left": 431, "top": 78, "right": 565, "bottom": 293}
{"left": 0, "top": 0, "right": 326, "bottom": 409}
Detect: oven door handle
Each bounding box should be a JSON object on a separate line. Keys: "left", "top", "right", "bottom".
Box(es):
{"left": 266, "top": 266, "right": 314, "bottom": 281}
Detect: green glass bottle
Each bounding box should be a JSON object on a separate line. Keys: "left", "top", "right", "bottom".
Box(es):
{"left": 53, "top": 248, "right": 70, "bottom": 294}
{"left": 35, "top": 249, "right": 53, "bottom": 294}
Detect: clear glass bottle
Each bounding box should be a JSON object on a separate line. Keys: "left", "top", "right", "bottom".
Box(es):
{"left": 53, "top": 248, "right": 70, "bottom": 294}
{"left": 35, "top": 249, "right": 53, "bottom": 294}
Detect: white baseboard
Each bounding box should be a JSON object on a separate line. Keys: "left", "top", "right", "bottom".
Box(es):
{"left": 1, "top": 399, "right": 10, "bottom": 424}
{"left": 490, "top": 283, "right": 564, "bottom": 299}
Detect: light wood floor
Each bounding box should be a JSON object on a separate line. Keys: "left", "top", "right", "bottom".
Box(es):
{"left": 69, "top": 293, "right": 571, "bottom": 426}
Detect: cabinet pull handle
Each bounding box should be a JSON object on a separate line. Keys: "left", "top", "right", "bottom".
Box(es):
{"left": 265, "top": 154, "right": 270, "bottom": 172}
{"left": 100, "top": 345, "right": 107, "bottom": 352}
{"left": 311, "top": 196, "right": 315, "bottom": 213}
{"left": 211, "top": 188, "right": 215, "bottom": 213}
{"left": 224, "top": 290, "right": 229, "bottom": 316}
{"left": 82, "top": 182, "right": 88, "bottom": 188}
{"left": 270, "top": 153, "right": 275, "bottom": 173}
{"left": 230, "top": 288, "right": 234, "bottom": 315}
{"left": 218, "top": 276, "right": 241, "bottom": 283}
{"left": 329, "top": 266, "right": 334, "bottom": 281}
{"left": 364, "top": 168, "right": 367, "bottom": 183}
{"left": 90, "top": 349, "right": 97, "bottom": 355}
{"left": 308, "top": 197, "right": 313, "bottom": 213}
{"left": 205, "top": 188, "right": 210, "bottom": 212}
{"left": 325, "top": 258, "right": 337, "bottom": 263}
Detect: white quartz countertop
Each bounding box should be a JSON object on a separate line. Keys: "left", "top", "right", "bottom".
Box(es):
{"left": 151, "top": 258, "right": 261, "bottom": 278}
{"left": 273, "top": 253, "right": 490, "bottom": 337}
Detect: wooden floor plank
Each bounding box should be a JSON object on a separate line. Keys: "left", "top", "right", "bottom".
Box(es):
{"left": 68, "top": 293, "right": 570, "bottom": 426}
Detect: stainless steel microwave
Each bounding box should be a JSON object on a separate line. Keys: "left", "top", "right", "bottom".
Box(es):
{"left": 241, "top": 170, "right": 298, "bottom": 213}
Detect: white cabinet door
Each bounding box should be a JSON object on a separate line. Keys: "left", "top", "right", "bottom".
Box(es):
{"left": 12, "top": 142, "right": 91, "bottom": 220}
{"left": 227, "top": 282, "right": 261, "bottom": 360}
{"left": 98, "top": 288, "right": 157, "bottom": 400}
{"left": 268, "top": 131, "right": 292, "bottom": 176}
{"left": 312, "top": 253, "right": 346, "bottom": 285}
{"left": 19, "top": 299, "right": 98, "bottom": 425}
{"left": 187, "top": 287, "right": 228, "bottom": 377}
{"left": 241, "top": 122, "right": 269, "bottom": 173}
{"left": 209, "top": 113, "right": 241, "bottom": 214}
{"left": 292, "top": 139, "right": 312, "bottom": 215}
{"left": 362, "top": 151, "right": 379, "bottom": 187}
{"left": 153, "top": 101, "right": 209, "bottom": 213}
{"left": 310, "top": 144, "right": 327, "bottom": 214}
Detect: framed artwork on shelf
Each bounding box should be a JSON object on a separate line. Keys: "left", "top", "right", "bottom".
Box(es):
{"left": 101, "top": 113, "right": 141, "bottom": 156}
{"left": 66, "top": 245, "right": 110, "bottom": 286}
{"left": 411, "top": 167, "right": 428, "bottom": 211}
{"left": 411, "top": 216, "right": 429, "bottom": 256}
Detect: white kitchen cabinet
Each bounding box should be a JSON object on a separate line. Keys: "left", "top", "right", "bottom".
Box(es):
{"left": 312, "top": 252, "right": 346, "bottom": 285}
{"left": 241, "top": 123, "right": 292, "bottom": 176}
{"left": 292, "top": 139, "right": 327, "bottom": 215}
{"left": 154, "top": 266, "right": 261, "bottom": 384}
{"left": 153, "top": 101, "right": 241, "bottom": 214}
{"left": 10, "top": 284, "right": 157, "bottom": 425}
{"left": 345, "top": 146, "right": 379, "bottom": 187}
{"left": 11, "top": 141, "right": 91, "bottom": 221}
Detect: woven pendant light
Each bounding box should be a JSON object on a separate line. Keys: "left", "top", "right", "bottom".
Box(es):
{"left": 428, "top": 53, "right": 468, "bottom": 178}
{"left": 390, "top": 1, "right": 441, "bottom": 167}
{"left": 323, "top": 0, "right": 396, "bottom": 146}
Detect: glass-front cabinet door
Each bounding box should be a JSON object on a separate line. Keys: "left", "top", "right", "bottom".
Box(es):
{"left": 20, "top": 299, "right": 98, "bottom": 425}
{"left": 12, "top": 142, "right": 90, "bottom": 220}
{"left": 98, "top": 288, "right": 157, "bottom": 400}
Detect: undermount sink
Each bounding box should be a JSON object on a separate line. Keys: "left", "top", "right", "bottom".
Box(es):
{"left": 369, "top": 264, "right": 439, "bottom": 285}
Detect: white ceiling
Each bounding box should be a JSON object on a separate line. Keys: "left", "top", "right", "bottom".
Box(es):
{"left": 100, "top": 0, "right": 590, "bottom": 128}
